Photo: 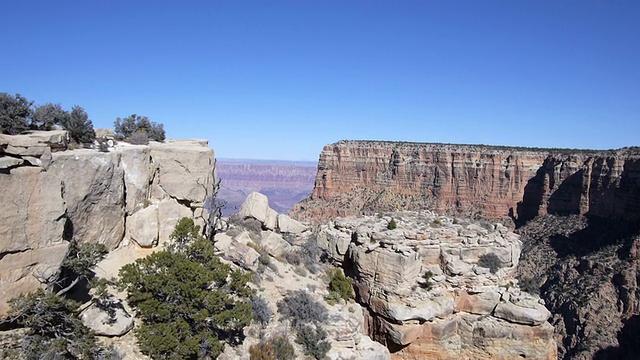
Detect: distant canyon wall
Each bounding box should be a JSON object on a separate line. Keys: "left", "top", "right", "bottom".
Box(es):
{"left": 0, "top": 131, "right": 214, "bottom": 315}
{"left": 291, "top": 140, "right": 640, "bottom": 225}
{"left": 217, "top": 160, "right": 316, "bottom": 215}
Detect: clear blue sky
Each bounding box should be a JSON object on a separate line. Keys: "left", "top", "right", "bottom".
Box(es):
{"left": 2, "top": 1, "right": 639, "bottom": 161}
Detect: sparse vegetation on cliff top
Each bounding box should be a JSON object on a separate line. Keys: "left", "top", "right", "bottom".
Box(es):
{"left": 330, "top": 139, "right": 637, "bottom": 155}
{"left": 114, "top": 114, "right": 165, "bottom": 143}
{"left": 0, "top": 92, "right": 96, "bottom": 144}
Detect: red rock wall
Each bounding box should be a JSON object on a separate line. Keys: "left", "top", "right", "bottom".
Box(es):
{"left": 291, "top": 141, "right": 640, "bottom": 224}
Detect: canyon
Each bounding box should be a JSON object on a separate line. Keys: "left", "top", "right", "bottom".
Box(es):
{"left": 217, "top": 158, "right": 316, "bottom": 215}
{"left": 291, "top": 139, "right": 640, "bottom": 359}
{"left": 3, "top": 133, "right": 640, "bottom": 359}
{"left": 291, "top": 140, "right": 640, "bottom": 225}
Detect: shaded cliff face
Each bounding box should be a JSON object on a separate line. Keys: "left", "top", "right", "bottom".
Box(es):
{"left": 291, "top": 141, "right": 640, "bottom": 225}
{"left": 517, "top": 215, "right": 640, "bottom": 359}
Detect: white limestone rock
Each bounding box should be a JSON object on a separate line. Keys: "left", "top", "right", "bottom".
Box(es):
{"left": 149, "top": 140, "right": 214, "bottom": 204}
{"left": 261, "top": 231, "right": 291, "bottom": 257}
{"left": 126, "top": 205, "right": 159, "bottom": 248}
{"left": 277, "top": 214, "right": 307, "bottom": 234}
{"left": 238, "top": 192, "right": 271, "bottom": 223}
{"left": 81, "top": 300, "right": 134, "bottom": 337}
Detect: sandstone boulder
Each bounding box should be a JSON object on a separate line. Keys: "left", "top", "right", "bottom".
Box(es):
{"left": 381, "top": 295, "right": 455, "bottom": 322}
{"left": 81, "top": 300, "right": 134, "bottom": 337}
{"left": 0, "top": 243, "right": 69, "bottom": 316}
{"left": 493, "top": 301, "right": 551, "bottom": 326}
{"left": 238, "top": 192, "right": 271, "bottom": 223}
{"left": 261, "top": 231, "right": 291, "bottom": 258}
{"left": 277, "top": 214, "right": 307, "bottom": 234}
{"left": 317, "top": 228, "right": 352, "bottom": 263}
{"left": 264, "top": 208, "right": 278, "bottom": 230}
{"left": 149, "top": 140, "right": 214, "bottom": 204}
{"left": 120, "top": 145, "right": 151, "bottom": 214}
{"left": 456, "top": 291, "right": 501, "bottom": 315}
{"left": 126, "top": 206, "right": 159, "bottom": 248}
{"left": 157, "top": 198, "right": 193, "bottom": 245}
{"left": 214, "top": 233, "right": 260, "bottom": 271}
{"left": 0, "top": 167, "right": 66, "bottom": 252}
{"left": 0, "top": 163, "right": 67, "bottom": 316}
{"left": 383, "top": 321, "right": 425, "bottom": 346}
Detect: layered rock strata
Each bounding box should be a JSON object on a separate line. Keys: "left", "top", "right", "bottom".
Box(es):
{"left": 291, "top": 141, "right": 640, "bottom": 225}
{"left": 317, "top": 211, "right": 556, "bottom": 359}
{"left": 0, "top": 132, "right": 214, "bottom": 315}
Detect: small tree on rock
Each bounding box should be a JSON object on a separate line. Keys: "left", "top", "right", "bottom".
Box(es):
{"left": 114, "top": 114, "right": 165, "bottom": 142}
{"left": 0, "top": 93, "right": 32, "bottom": 134}
{"left": 31, "top": 103, "right": 70, "bottom": 130}
{"left": 118, "top": 217, "right": 253, "bottom": 359}
{"left": 61, "top": 106, "right": 95, "bottom": 144}
{"left": 4, "top": 242, "right": 116, "bottom": 359}
{"left": 327, "top": 268, "right": 354, "bottom": 301}
{"left": 478, "top": 253, "right": 502, "bottom": 274}
{"left": 7, "top": 289, "right": 118, "bottom": 359}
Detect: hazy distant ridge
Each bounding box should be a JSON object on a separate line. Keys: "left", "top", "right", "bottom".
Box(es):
{"left": 216, "top": 159, "right": 317, "bottom": 215}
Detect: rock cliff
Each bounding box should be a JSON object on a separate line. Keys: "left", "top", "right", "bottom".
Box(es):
{"left": 317, "top": 211, "right": 556, "bottom": 359}
{"left": 291, "top": 140, "right": 640, "bottom": 225}
{"left": 0, "top": 131, "right": 214, "bottom": 315}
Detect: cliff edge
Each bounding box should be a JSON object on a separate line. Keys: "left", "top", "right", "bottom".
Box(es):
{"left": 0, "top": 131, "right": 215, "bottom": 315}
{"left": 291, "top": 140, "right": 640, "bottom": 225}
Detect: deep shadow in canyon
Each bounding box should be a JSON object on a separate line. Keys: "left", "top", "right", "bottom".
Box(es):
{"left": 517, "top": 213, "right": 640, "bottom": 360}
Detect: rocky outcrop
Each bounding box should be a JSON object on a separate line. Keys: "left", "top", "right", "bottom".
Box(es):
{"left": 216, "top": 192, "right": 310, "bottom": 268}
{"left": 318, "top": 211, "right": 556, "bottom": 359}
{"left": 47, "top": 150, "right": 127, "bottom": 249}
{"left": 0, "top": 165, "right": 69, "bottom": 316}
{"left": 216, "top": 193, "right": 390, "bottom": 360}
{"left": 238, "top": 192, "right": 308, "bottom": 234}
{"left": 291, "top": 141, "right": 640, "bottom": 225}
{"left": 0, "top": 132, "right": 215, "bottom": 315}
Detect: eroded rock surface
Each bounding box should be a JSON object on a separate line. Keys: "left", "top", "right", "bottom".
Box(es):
{"left": 318, "top": 211, "right": 556, "bottom": 359}
{"left": 0, "top": 132, "right": 215, "bottom": 315}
